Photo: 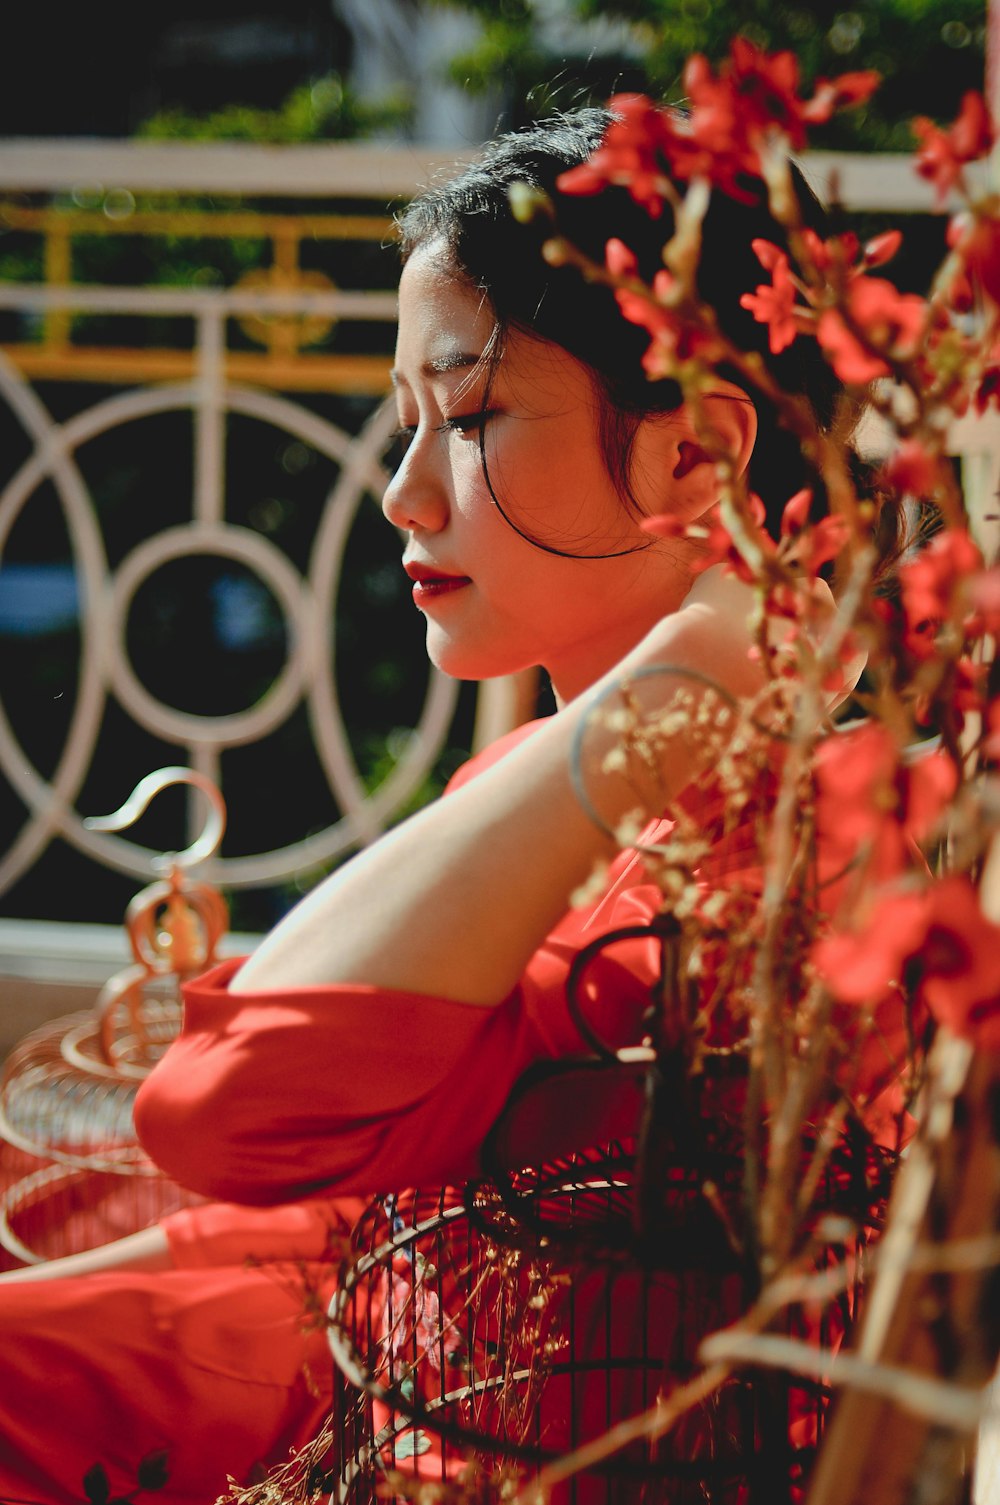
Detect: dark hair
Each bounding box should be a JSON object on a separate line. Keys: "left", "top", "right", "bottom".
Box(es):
{"left": 398, "top": 108, "right": 882, "bottom": 554}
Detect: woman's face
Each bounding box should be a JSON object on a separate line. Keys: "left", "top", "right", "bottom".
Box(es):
{"left": 384, "top": 239, "right": 695, "bottom": 702}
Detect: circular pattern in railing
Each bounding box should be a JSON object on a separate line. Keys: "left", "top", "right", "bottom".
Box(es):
{"left": 0, "top": 347, "right": 460, "bottom": 896}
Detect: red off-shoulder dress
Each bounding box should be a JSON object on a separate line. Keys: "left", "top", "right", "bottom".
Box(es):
{"left": 0, "top": 724, "right": 907, "bottom": 1503}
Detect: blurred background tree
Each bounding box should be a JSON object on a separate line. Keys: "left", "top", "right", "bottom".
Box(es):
{"left": 3, "top": 1, "right": 983, "bottom": 146}
{"left": 429, "top": 0, "right": 985, "bottom": 147}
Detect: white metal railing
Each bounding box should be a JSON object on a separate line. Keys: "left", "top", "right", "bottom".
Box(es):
{"left": 0, "top": 138, "right": 985, "bottom": 208}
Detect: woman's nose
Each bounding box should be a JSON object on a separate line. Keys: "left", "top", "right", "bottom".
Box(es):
{"left": 381, "top": 436, "right": 449, "bottom": 534}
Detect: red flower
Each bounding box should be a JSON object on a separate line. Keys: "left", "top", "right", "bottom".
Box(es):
{"left": 805, "top": 70, "right": 881, "bottom": 123}
{"left": 880, "top": 438, "right": 945, "bottom": 499}
{"left": 557, "top": 94, "right": 676, "bottom": 215}
{"left": 897, "top": 527, "right": 984, "bottom": 656}
{"left": 721, "top": 37, "right": 813, "bottom": 151}
{"left": 740, "top": 239, "right": 801, "bottom": 353}
{"left": 780, "top": 488, "right": 812, "bottom": 536}
{"left": 816, "top": 276, "right": 926, "bottom": 383}
{"left": 715, "top": 38, "right": 878, "bottom": 151}
{"left": 913, "top": 91, "right": 994, "bottom": 202}
{"left": 947, "top": 209, "right": 1000, "bottom": 305}
{"left": 677, "top": 53, "right": 763, "bottom": 194}
{"left": 915, "top": 877, "right": 1000, "bottom": 1049}
{"left": 817, "top": 875, "right": 1000, "bottom": 1049}
{"left": 814, "top": 721, "right": 956, "bottom": 886}
{"left": 679, "top": 42, "right": 879, "bottom": 194}
{"left": 812, "top": 889, "right": 929, "bottom": 1005}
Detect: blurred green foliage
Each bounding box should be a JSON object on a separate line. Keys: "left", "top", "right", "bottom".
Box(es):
{"left": 135, "top": 74, "right": 410, "bottom": 144}
{"left": 431, "top": 0, "right": 986, "bottom": 148}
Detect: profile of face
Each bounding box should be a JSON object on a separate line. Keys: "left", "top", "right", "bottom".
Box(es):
{"left": 384, "top": 239, "right": 753, "bottom": 703}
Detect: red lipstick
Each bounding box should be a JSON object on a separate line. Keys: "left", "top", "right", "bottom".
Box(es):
{"left": 404, "top": 561, "right": 472, "bottom": 606}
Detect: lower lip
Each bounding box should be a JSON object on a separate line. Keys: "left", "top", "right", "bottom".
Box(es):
{"left": 411, "top": 577, "right": 471, "bottom": 606}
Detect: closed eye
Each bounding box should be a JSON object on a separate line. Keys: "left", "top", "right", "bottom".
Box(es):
{"left": 384, "top": 410, "right": 494, "bottom": 472}
{"left": 437, "top": 409, "right": 496, "bottom": 437}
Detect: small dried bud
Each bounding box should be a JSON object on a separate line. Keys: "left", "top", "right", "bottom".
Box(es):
{"left": 601, "top": 745, "right": 629, "bottom": 775}
{"left": 508, "top": 181, "right": 551, "bottom": 225}
{"left": 542, "top": 236, "right": 571, "bottom": 267}
{"left": 616, "top": 811, "right": 645, "bottom": 846}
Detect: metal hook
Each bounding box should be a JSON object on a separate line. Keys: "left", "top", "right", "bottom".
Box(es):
{"left": 84, "top": 766, "right": 226, "bottom": 872}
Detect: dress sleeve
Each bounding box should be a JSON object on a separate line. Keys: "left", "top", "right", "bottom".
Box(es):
{"left": 158, "top": 1196, "right": 362, "bottom": 1268}
{"left": 133, "top": 957, "right": 571, "bottom": 1205}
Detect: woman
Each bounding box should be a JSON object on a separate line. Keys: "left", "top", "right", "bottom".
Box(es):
{"left": 0, "top": 110, "right": 901, "bottom": 1502}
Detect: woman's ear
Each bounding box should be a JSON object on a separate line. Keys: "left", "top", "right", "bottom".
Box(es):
{"left": 633, "top": 385, "right": 758, "bottom": 525}
{"left": 699, "top": 385, "right": 758, "bottom": 479}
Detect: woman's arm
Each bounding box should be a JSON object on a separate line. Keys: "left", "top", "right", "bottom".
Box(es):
{"left": 233, "top": 574, "right": 765, "bottom": 1006}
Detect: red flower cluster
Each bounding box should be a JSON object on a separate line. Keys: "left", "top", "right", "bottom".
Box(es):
{"left": 604, "top": 237, "right": 718, "bottom": 376}
{"left": 738, "top": 227, "right": 926, "bottom": 382}
{"left": 639, "top": 493, "right": 767, "bottom": 581}
{"left": 640, "top": 486, "right": 849, "bottom": 613}
{"left": 562, "top": 51, "right": 1000, "bottom": 1072}
{"left": 815, "top": 276, "right": 926, "bottom": 384}
{"left": 557, "top": 94, "right": 676, "bottom": 216}
{"left": 556, "top": 37, "right": 878, "bottom": 209}
{"left": 682, "top": 38, "right": 877, "bottom": 190}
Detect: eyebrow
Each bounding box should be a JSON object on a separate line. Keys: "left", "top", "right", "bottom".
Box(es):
{"left": 390, "top": 350, "right": 486, "bottom": 386}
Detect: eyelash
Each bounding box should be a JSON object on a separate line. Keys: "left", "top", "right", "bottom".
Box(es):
{"left": 390, "top": 409, "right": 495, "bottom": 450}
{"left": 439, "top": 409, "right": 494, "bottom": 437}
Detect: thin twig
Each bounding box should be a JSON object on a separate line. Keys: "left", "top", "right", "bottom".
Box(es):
{"left": 698, "top": 1329, "right": 986, "bottom": 1430}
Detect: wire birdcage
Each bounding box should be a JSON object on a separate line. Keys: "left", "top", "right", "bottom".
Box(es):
{"left": 323, "top": 917, "right": 894, "bottom": 1505}
{"left": 0, "top": 769, "right": 226, "bottom": 1266}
